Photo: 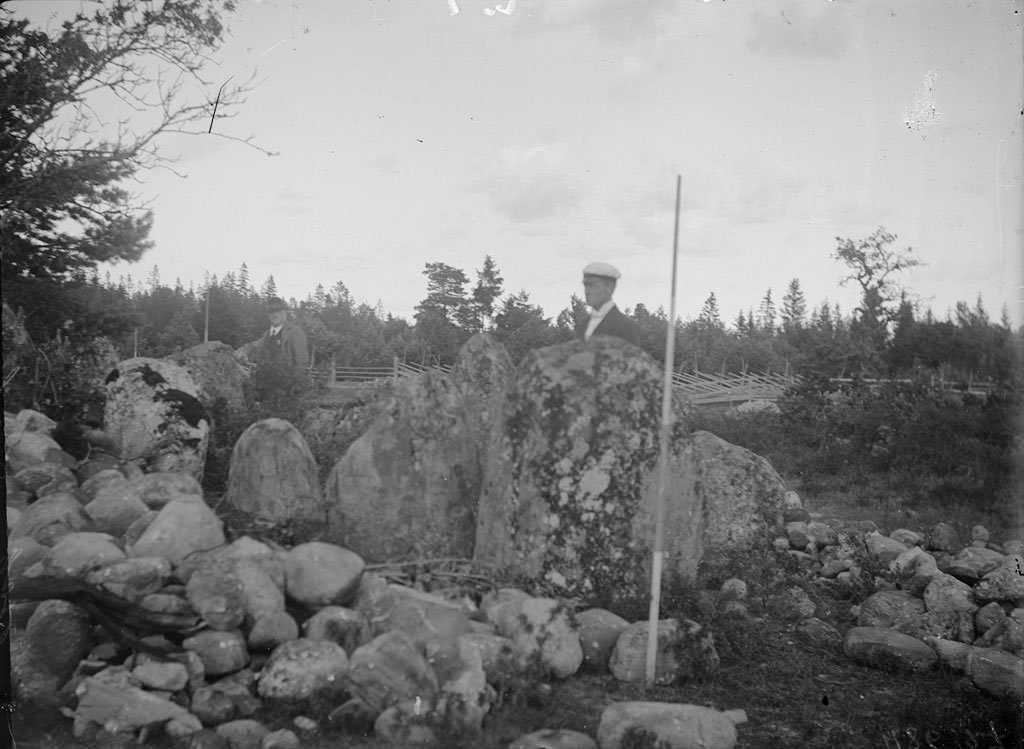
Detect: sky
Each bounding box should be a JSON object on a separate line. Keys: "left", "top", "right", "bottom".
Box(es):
{"left": 11, "top": 0, "right": 1024, "bottom": 327}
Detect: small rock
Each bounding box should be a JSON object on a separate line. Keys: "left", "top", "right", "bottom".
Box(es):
{"left": 576, "top": 608, "right": 629, "bottom": 671}
{"left": 942, "top": 547, "right": 1005, "bottom": 584}
{"left": 719, "top": 578, "right": 748, "bottom": 601}
{"left": 971, "top": 525, "right": 990, "bottom": 543}
{"left": 857, "top": 590, "right": 927, "bottom": 628}
{"left": 216, "top": 719, "right": 269, "bottom": 749}
{"left": 191, "top": 687, "right": 237, "bottom": 727}
{"left": 256, "top": 638, "right": 349, "bottom": 701}
{"left": 923, "top": 637, "right": 972, "bottom": 672}
{"left": 14, "top": 463, "right": 78, "bottom": 499}
{"left": 490, "top": 596, "right": 583, "bottom": 679}
{"left": 976, "top": 602, "right": 1008, "bottom": 635}
{"left": 783, "top": 490, "right": 802, "bottom": 509}
{"left": 965, "top": 647, "right": 1024, "bottom": 700}
{"left": 609, "top": 619, "right": 718, "bottom": 684}
{"left": 768, "top": 586, "right": 816, "bottom": 621}
{"left": 248, "top": 611, "right": 300, "bottom": 652}
{"left": 11, "top": 492, "right": 96, "bottom": 547}
{"left": 26, "top": 600, "right": 94, "bottom": 682}
{"left": 342, "top": 630, "right": 438, "bottom": 713}
{"left": 786, "top": 521, "right": 809, "bottom": 550}
{"left": 974, "top": 556, "right": 1024, "bottom": 604}
{"left": 42, "top": 531, "right": 126, "bottom": 578}
{"left": 84, "top": 485, "right": 148, "bottom": 537}
{"left": 85, "top": 556, "right": 171, "bottom": 601}
{"left": 284, "top": 541, "right": 364, "bottom": 608}
{"left": 597, "top": 702, "right": 747, "bottom": 749}
{"left": 805, "top": 521, "right": 837, "bottom": 549}
{"left": 864, "top": 532, "right": 909, "bottom": 566}
{"left": 782, "top": 507, "right": 810, "bottom": 523}
{"left": 130, "top": 498, "right": 225, "bottom": 567}
{"left": 926, "top": 522, "right": 962, "bottom": 554}
{"left": 262, "top": 728, "right": 301, "bottom": 749}
{"left": 889, "top": 529, "right": 923, "bottom": 547}
{"left": 165, "top": 713, "right": 205, "bottom": 738}
{"left": 130, "top": 471, "right": 204, "bottom": 509}
{"left": 185, "top": 729, "right": 231, "bottom": 749}
{"left": 302, "top": 606, "right": 365, "bottom": 652}
{"left": 795, "top": 618, "right": 842, "bottom": 650}
{"left": 131, "top": 661, "right": 188, "bottom": 692}
{"left": 292, "top": 716, "right": 319, "bottom": 734}
{"left": 186, "top": 563, "right": 246, "bottom": 631}
{"left": 183, "top": 630, "right": 249, "bottom": 677}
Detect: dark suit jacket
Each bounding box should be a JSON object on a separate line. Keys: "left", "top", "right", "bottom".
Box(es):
{"left": 256, "top": 320, "right": 309, "bottom": 369}
{"left": 575, "top": 304, "right": 641, "bottom": 347}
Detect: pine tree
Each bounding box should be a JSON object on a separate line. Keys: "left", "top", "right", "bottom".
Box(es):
{"left": 781, "top": 278, "right": 807, "bottom": 333}
{"left": 757, "top": 288, "right": 776, "bottom": 335}
{"left": 260, "top": 275, "right": 278, "bottom": 300}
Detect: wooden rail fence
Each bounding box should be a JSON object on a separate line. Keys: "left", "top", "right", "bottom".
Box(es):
{"left": 310, "top": 358, "right": 996, "bottom": 405}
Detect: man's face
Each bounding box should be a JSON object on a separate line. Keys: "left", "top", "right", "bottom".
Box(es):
{"left": 583, "top": 275, "right": 614, "bottom": 309}
{"left": 268, "top": 309, "right": 287, "bottom": 327}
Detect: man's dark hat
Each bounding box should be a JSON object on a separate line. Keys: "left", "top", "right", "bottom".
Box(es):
{"left": 265, "top": 297, "right": 288, "bottom": 312}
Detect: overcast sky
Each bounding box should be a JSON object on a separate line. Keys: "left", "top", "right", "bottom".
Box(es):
{"left": 13, "top": 0, "right": 1024, "bottom": 327}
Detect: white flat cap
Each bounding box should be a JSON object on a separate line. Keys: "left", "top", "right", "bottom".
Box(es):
{"left": 582, "top": 261, "right": 621, "bottom": 280}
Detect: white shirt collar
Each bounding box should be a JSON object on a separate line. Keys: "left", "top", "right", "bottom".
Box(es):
{"left": 589, "top": 300, "right": 616, "bottom": 319}
{"left": 270, "top": 325, "right": 283, "bottom": 336}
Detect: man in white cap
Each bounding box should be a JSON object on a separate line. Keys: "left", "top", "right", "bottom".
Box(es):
{"left": 575, "top": 261, "right": 641, "bottom": 346}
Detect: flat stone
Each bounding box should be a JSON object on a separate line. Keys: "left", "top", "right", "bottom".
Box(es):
{"left": 132, "top": 662, "right": 189, "bottom": 692}
{"left": 509, "top": 729, "right": 598, "bottom": 749}
{"left": 597, "top": 702, "right": 747, "bottom": 749}
{"left": 85, "top": 556, "right": 171, "bottom": 601}
{"left": 965, "top": 647, "right": 1024, "bottom": 700}
{"left": 857, "top": 590, "right": 927, "bottom": 628}
{"left": 843, "top": 627, "right": 937, "bottom": 672}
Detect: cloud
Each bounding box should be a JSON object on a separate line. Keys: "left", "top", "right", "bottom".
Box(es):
{"left": 274, "top": 187, "right": 314, "bottom": 215}
{"left": 746, "top": 2, "right": 849, "bottom": 59}
{"left": 484, "top": 143, "right": 585, "bottom": 223}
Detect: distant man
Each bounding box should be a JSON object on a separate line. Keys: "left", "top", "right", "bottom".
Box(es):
{"left": 256, "top": 297, "right": 309, "bottom": 370}
{"left": 575, "top": 261, "right": 641, "bottom": 347}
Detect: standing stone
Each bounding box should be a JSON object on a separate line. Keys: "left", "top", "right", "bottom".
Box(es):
{"left": 103, "top": 357, "right": 210, "bottom": 480}
{"left": 324, "top": 370, "right": 480, "bottom": 562}
{"left": 224, "top": 419, "right": 325, "bottom": 526}
{"left": 475, "top": 338, "right": 785, "bottom": 605}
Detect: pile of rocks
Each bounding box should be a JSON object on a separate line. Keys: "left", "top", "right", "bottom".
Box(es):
{"left": 7, "top": 409, "right": 746, "bottom": 748}
{"left": 772, "top": 491, "right": 1024, "bottom": 701}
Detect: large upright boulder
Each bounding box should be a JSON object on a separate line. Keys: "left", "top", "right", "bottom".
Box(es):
{"left": 171, "top": 341, "right": 248, "bottom": 418}
{"left": 225, "top": 419, "right": 325, "bottom": 525}
{"left": 324, "top": 370, "right": 480, "bottom": 562}
{"left": 103, "top": 358, "right": 210, "bottom": 481}
{"left": 449, "top": 333, "right": 516, "bottom": 470}
{"left": 474, "top": 338, "right": 785, "bottom": 605}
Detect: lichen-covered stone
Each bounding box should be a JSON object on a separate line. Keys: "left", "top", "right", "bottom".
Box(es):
{"left": 103, "top": 357, "right": 210, "bottom": 480}
{"left": 256, "top": 639, "right": 349, "bottom": 701}
{"left": 224, "top": 419, "right": 325, "bottom": 525}
{"left": 171, "top": 341, "right": 248, "bottom": 419}
{"left": 342, "top": 630, "right": 439, "bottom": 713}
{"left": 324, "top": 370, "right": 480, "bottom": 562}
{"left": 609, "top": 618, "right": 719, "bottom": 685}
{"left": 474, "top": 339, "right": 785, "bottom": 604}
